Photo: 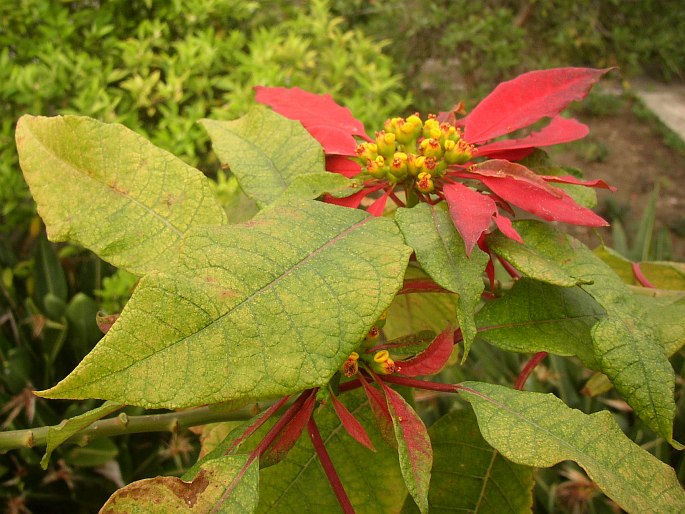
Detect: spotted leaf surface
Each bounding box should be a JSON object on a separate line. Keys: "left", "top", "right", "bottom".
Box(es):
{"left": 37, "top": 201, "right": 411, "bottom": 408}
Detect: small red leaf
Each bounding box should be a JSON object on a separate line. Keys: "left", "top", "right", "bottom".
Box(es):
{"left": 359, "top": 373, "right": 396, "bottom": 448}
{"left": 254, "top": 86, "right": 370, "bottom": 155}
{"left": 470, "top": 159, "right": 562, "bottom": 198}
{"left": 323, "top": 183, "right": 384, "bottom": 208}
{"left": 261, "top": 393, "right": 316, "bottom": 467}
{"left": 477, "top": 116, "right": 589, "bottom": 155}
{"left": 493, "top": 214, "right": 524, "bottom": 243}
{"left": 540, "top": 175, "right": 616, "bottom": 191}
{"left": 326, "top": 155, "right": 361, "bottom": 177}
{"left": 397, "top": 326, "right": 454, "bottom": 377}
{"left": 482, "top": 176, "right": 609, "bottom": 227}
{"left": 377, "top": 379, "right": 433, "bottom": 513}
{"left": 443, "top": 182, "right": 497, "bottom": 255}
{"left": 463, "top": 67, "right": 611, "bottom": 143}
{"left": 330, "top": 393, "right": 376, "bottom": 451}
{"left": 366, "top": 188, "right": 392, "bottom": 217}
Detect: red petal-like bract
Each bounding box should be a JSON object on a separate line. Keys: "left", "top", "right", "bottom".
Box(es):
{"left": 482, "top": 176, "right": 609, "bottom": 226}
{"left": 443, "top": 182, "right": 497, "bottom": 256}
{"left": 462, "top": 67, "right": 611, "bottom": 143}
{"left": 377, "top": 378, "right": 433, "bottom": 513}
{"left": 366, "top": 187, "right": 392, "bottom": 217}
{"left": 359, "top": 373, "right": 396, "bottom": 448}
{"left": 540, "top": 175, "right": 616, "bottom": 191}
{"left": 476, "top": 116, "right": 589, "bottom": 155}
{"left": 254, "top": 86, "right": 370, "bottom": 155}
{"left": 330, "top": 393, "right": 376, "bottom": 451}
{"left": 397, "top": 326, "right": 455, "bottom": 377}
{"left": 326, "top": 155, "right": 361, "bottom": 177}
{"left": 324, "top": 183, "right": 385, "bottom": 208}
{"left": 261, "top": 392, "right": 316, "bottom": 467}
{"left": 493, "top": 214, "right": 524, "bottom": 243}
{"left": 470, "top": 159, "right": 562, "bottom": 198}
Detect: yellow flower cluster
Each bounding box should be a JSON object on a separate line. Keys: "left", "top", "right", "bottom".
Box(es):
{"left": 354, "top": 114, "right": 474, "bottom": 193}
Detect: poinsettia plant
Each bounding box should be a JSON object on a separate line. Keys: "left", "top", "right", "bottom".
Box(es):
{"left": 4, "top": 68, "right": 685, "bottom": 513}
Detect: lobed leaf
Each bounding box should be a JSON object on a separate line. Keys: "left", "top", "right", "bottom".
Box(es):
{"left": 475, "top": 278, "right": 604, "bottom": 368}
{"left": 509, "top": 221, "right": 678, "bottom": 444}
{"left": 37, "top": 201, "right": 411, "bottom": 408}
{"left": 396, "top": 203, "right": 488, "bottom": 357}
{"left": 401, "top": 408, "right": 534, "bottom": 514}
{"left": 100, "top": 455, "right": 259, "bottom": 514}
{"left": 16, "top": 115, "right": 227, "bottom": 275}
{"left": 459, "top": 382, "right": 685, "bottom": 513}
{"left": 462, "top": 67, "right": 610, "bottom": 143}
{"left": 201, "top": 107, "right": 325, "bottom": 207}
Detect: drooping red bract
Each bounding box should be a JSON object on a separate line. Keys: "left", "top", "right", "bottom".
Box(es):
{"left": 396, "top": 326, "right": 455, "bottom": 377}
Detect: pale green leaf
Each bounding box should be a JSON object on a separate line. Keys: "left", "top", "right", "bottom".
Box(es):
{"left": 276, "top": 173, "right": 363, "bottom": 203}
{"left": 486, "top": 231, "right": 586, "bottom": 287}
{"left": 510, "top": 221, "right": 677, "bottom": 444}
{"left": 257, "top": 391, "right": 407, "bottom": 514}
{"left": 594, "top": 246, "right": 685, "bottom": 289}
{"left": 396, "top": 204, "right": 487, "bottom": 360}
{"left": 459, "top": 382, "right": 685, "bottom": 513}
{"left": 41, "top": 401, "right": 122, "bottom": 469}
{"left": 201, "top": 107, "right": 325, "bottom": 207}
{"left": 384, "top": 267, "right": 458, "bottom": 341}
{"left": 100, "top": 455, "right": 258, "bottom": 513}
{"left": 37, "top": 201, "right": 411, "bottom": 408}
{"left": 476, "top": 278, "right": 604, "bottom": 368}
{"left": 401, "top": 408, "right": 534, "bottom": 514}
{"left": 16, "top": 115, "right": 227, "bottom": 275}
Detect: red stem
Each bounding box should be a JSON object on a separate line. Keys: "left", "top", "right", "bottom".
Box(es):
{"left": 497, "top": 255, "right": 521, "bottom": 279}
{"left": 224, "top": 395, "right": 290, "bottom": 455}
{"left": 399, "top": 278, "right": 451, "bottom": 295}
{"left": 211, "top": 391, "right": 313, "bottom": 512}
{"left": 381, "top": 374, "right": 463, "bottom": 394}
{"left": 515, "top": 352, "right": 548, "bottom": 390}
{"left": 631, "top": 262, "right": 656, "bottom": 288}
{"left": 307, "top": 417, "right": 355, "bottom": 514}
{"left": 338, "top": 379, "right": 362, "bottom": 393}
{"left": 388, "top": 190, "right": 406, "bottom": 208}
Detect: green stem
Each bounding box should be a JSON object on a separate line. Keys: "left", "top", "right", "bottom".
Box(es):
{"left": 0, "top": 402, "right": 269, "bottom": 452}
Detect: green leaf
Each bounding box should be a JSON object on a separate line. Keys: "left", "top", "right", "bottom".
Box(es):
{"left": 476, "top": 278, "right": 604, "bottom": 368}
{"left": 594, "top": 245, "right": 685, "bottom": 289}
{"left": 201, "top": 107, "right": 325, "bottom": 207}
{"left": 486, "top": 231, "right": 586, "bottom": 287}
{"left": 41, "top": 401, "right": 122, "bottom": 469}
{"left": 384, "top": 267, "right": 457, "bottom": 341}
{"left": 640, "top": 297, "right": 685, "bottom": 356}
{"left": 277, "top": 173, "right": 363, "bottom": 203}
{"left": 401, "top": 408, "right": 534, "bottom": 514}
{"left": 459, "top": 382, "right": 685, "bottom": 513}
{"left": 63, "top": 437, "right": 118, "bottom": 468}
{"left": 34, "top": 236, "right": 68, "bottom": 311}
{"left": 37, "top": 201, "right": 411, "bottom": 408}
{"left": 510, "top": 221, "right": 677, "bottom": 445}
{"left": 100, "top": 455, "right": 259, "bottom": 514}
{"left": 257, "top": 390, "right": 407, "bottom": 514}
{"left": 396, "top": 204, "right": 488, "bottom": 360}
{"left": 16, "top": 115, "right": 227, "bottom": 275}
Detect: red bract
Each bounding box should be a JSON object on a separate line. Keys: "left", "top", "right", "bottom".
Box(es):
{"left": 255, "top": 67, "right": 614, "bottom": 247}
{"left": 396, "top": 326, "right": 455, "bottom": 377}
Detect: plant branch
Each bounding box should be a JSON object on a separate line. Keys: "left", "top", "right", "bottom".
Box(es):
{"left": 0, "top": 402, "right": 272, "bottom": 452}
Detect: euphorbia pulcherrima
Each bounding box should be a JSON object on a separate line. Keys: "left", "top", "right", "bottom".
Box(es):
{"left": 255, "top": 67, "right": 616, "bottom": 255}
{"left": 232, "top": 68, "right": 618, "bottom": 511}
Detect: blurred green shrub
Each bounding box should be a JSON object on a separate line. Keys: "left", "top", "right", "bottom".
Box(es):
{"left": 0, "top": 0, "right": 409, "bottom": 233}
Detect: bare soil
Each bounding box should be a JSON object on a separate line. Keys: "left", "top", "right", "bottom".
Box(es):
{"left": 552, "top": 97, "right": 685, "bottom": 260}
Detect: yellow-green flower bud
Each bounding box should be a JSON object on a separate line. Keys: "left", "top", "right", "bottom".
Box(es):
{"left": 370, "top": 350, "right": 396, "bottom": 375}
{"left": 444, "top": 139, "right": 473, "bottom": 165}
{"left": 407, "top": 154, "right": 425, "bottom": 177}
{"left": 389, "top": 152, "right": 408, "bottom": 180}
{"left": 423, "top": 118, "right": 440, "bottom": 139}
{"left": 419, "top": 138, "right": 443, "bottom": 159}
{"left": 342, "top": 351, "right": 360, "bottom": 377}
{"left": 367, "top": 156, "right": 387, "bottom": 179}
{"left": 356, "top": 142, "right": 378, "bottom": 162}
{"left": 416, "top": 172, "right": 434, "bottom": 194}
{"left": 376, "top": 131, "right": 396, "bottom": 159}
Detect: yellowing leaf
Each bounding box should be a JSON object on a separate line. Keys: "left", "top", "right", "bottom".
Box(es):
{"left": 460, "top": 382, "right": 685, "bottom": 513}
{"left": 37, "top": 201, "right": 411, "bottom": 408}
{"left": 16, "top": 115, "right": 227, "bottom": 275}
